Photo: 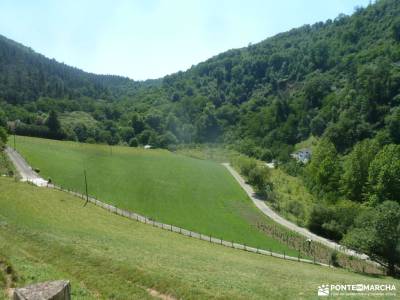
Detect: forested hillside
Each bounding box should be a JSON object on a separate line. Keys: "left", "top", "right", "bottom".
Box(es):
{"left": 0, "top": 34, "right": 142, "bottom": 103}
{"left": 0, "top": 0, "right": 399, "bottom": 153}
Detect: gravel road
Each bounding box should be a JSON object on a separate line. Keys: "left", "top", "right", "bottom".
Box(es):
{"left": 5, "top": 146, "right": 48, "bottom": 186}
{"left": 222, "top": 163, "right": 371, "bottom": 261}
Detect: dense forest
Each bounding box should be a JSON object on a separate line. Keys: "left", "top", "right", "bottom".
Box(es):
{"left": 0, "top": 1, "right": 399, "bottom": 153}
{"left": 0, "top": 0, "right": 400, "bottom": 274}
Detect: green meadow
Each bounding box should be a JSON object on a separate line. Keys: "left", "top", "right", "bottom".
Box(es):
{"left": 1, "top": 178, "right": 398, "bottom": 299}
{"left": 12, "top": 136, "right": 296, "bottom": 254}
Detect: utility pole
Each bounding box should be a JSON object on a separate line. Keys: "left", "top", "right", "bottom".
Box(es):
{"left": 83, "top": 170, "right": 89, "bottom": 207}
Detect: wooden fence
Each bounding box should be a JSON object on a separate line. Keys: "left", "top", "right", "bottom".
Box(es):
{"left": 26, "top": 179, "right": 333, "bottom": 268}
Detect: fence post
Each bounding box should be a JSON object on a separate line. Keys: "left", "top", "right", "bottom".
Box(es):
{"left": 209, "top": 235, "right": 211, "bottom": 243}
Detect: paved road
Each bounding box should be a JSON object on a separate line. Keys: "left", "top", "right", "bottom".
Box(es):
{"left": 223, "top": 163, "right": 371, "bottom": 261}
{"left": 5, "top": 147, "right": 48, "bottom": 186}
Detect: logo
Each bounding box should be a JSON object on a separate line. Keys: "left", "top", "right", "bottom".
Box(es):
{"left": 317, "top": 283, "right": 397, "bottom": 297}
{"left": 318, "top": 285, "right": 330, "bottom": 297}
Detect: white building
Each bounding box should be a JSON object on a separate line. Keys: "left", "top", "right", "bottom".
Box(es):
{"left": 291, "top": 148, "right": 312, "bottom": 163}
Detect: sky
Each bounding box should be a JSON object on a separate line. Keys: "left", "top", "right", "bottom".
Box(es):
{"left": 0, "top": 0, "right": 372, "bottom": 80}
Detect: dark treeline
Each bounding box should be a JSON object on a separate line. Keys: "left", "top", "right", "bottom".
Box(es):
{"left": 0, "top": 0, "right": 400, "bottom": 274}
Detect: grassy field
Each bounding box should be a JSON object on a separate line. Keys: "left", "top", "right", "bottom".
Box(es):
{"left": 11, "top": 136, "right": 298, "bottom": 255}
{"left": 175, "top": 146, "right": 314, "bottom": 227}
{"left": 0, "top": 177, "right": 398, "bottom": 299}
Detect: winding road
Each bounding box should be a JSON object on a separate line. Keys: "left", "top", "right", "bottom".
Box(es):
{"left": 222, "top": 163, "right": 371, "bottom": 261}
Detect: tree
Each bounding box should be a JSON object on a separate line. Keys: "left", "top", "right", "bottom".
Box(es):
{"left": 303, "top": 73, "right": 331, "bottom": 108}
{"left": 310, "top": 115, "right": 326, "bottom": 137}
{"left": 306, "top": 139, "right": 340, "bottom": 198}
{"left": 392, "top": 18, "right": 400, "bottom": 42}
{"left": 0, "top": 126, "right": 7, "bottom": 146}
{"left": 119, "top": 127, "right": 135, "bottom": 143}
{"left": 308, "top": 200, "right": 359, "bottom": 241}
{"left": 195, "top": 103, "right": 221, "bottom": 142}
{"left": 46, "top": 110, "right": 61, "bottom": 138}
{"left": 157, "top": 131, "right": 178, "bottom": 148}
{"left": 131, "top": 113, "right": 145, "bottom": 135}
{"left": 145, "top": 111, "right": 163, "bottom": 132}
{"left": 310, "top": 41, "right": 330, "bottom": 70}
{"left": 386, "top": 107, "right": 400, "bottom": 143}
{"left": 341, "top": 139, "right": 380, "bottom": 201}
{"left": 0, "top": 108, "right": 7, "bottom": 128}
{"left": 343, "top": 201, "right": 400, "bottom": 276}
{"left": 324, "top": 110, "right": 372, "bottom": 153}
{"left": 248, "top": 166, "right": 271, "bottom": 197}
{"left": 367, "top": 144, "right": 400, "bottom": 204}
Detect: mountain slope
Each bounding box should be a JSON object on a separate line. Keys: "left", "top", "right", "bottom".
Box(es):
{"left": 0, "top": 34, "right": 139, "bottom": 103}
{"left": 153, "top": 0, "right": 400, "bottom": 155}
{"left": 0, "top": 0, "right": 399, "bottom": 154}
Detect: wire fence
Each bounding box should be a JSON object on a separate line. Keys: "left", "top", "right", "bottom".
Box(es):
{"left": 24, "top": 179, "right": 335, "bottom": 268}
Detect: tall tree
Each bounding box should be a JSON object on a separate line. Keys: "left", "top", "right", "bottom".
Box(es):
{"left": 367, "top": 144, "right": 400, "bottom": 204}
{"left": 343, "top": 201, "right": 400, "bottom": 276}
{"left": 341, "top": 139, "right": 380, "bottom": 201}
{"left": 306, "top": 139, "right": 340, "bottom": 198}
{"left": 46, "top": 110, "right": 61, "bottom": 137}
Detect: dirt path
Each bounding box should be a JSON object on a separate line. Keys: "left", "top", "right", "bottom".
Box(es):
{"left": 222, "top": 163, "right": 371, "bottom": 261}
{"left": 5, "top": 147, "right": 48, "bottom": 186}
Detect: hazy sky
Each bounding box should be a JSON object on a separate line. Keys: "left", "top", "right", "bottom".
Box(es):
{"left": 0, "top": 0, "right": 371, "bottom": 80}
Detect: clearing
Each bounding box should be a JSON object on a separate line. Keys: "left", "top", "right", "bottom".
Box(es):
{"left": 11, "top": 136, "right": 296, "bottom": 255}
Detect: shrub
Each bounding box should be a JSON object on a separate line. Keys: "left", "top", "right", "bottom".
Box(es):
{"left": 330, "top": 251, "right": 339, "bottom": 267}
{"left": 248, "top": 166, "right": 271, "bottom": 196}
{"left": 287, "top": 200, "right": 305, "bottom": 218}
{"left": 85, "top": 137, "right": 96, "bottom": 144}
{"left": 129, "top": 138, "right": 139, "bottom": 147}
{"left": 308, "top": 201, "right": 360, "bottom": 241}
{"left": 234, "top": 156, "right": 257, "bottom": 177}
